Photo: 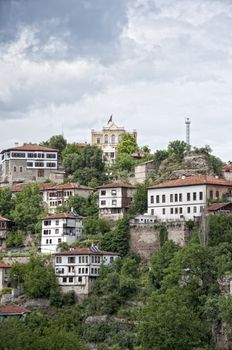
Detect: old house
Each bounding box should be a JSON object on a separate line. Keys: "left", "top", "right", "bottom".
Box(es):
{"left": 147, "top": 175, "right": 232, "bottom": 221}
{"left": 0, "top": 304, "right": 30, "bottom": 319}
{"left": 97, "top": 182, "right": 135, "bottom": 221}
{"left": 41, "top": 213, "right": 84, "bottom": 254}
{"left": 54, "top": 247, "right": 119, "bottom": 297}
{"left": 0, "top": 144, "right": 64, "bottom": 186}
{"left": 0, "top": 263, "right": 11, "bottom": 291}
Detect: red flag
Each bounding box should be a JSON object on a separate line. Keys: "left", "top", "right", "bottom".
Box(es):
{"left": 107, "top": 115, "right": 113, "bottom": 124}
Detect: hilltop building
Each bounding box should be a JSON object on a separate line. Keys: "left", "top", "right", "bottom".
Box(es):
{"left": 41, "top": 213, "right": 84, "bottom": 254}
{"left": 147, "top": 175, "right": 232, "bottom": 221}
{"left": 91, "top": 118, "right": 137, "bottom": 163}
{"left": 54, "top": 247, "right": 119, "bottom": 297}
{"left": 97, "top": 182, "right": 135, "bottom": 221}
{"left": 0, "top": 144, "right": 64, "bottom": 186}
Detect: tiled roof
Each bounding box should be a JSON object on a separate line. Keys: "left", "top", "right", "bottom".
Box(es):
{"left": 149, "top": 175, "right": 232, "bottom": 189}
{"left": 208, "top": 202, "right": 232, "bottom": 211}
{"left": 41, "top": 183, "right": 93, "bottom": 191}
{"left": 55, "top": 247, "right": 119, "bottom": 256}
{"left": 0, "top": 304, "right": 30, "bottom": 315}
{"left": 1, "top": 144, "right": 58, "bottom": 153}
{"left": 97, "top": 182, "right": 135, "bottom": 189}
{"left": 0, "top": 263, "right": 11, "bottom": 268}
{"left": 43, "top": 213, "right": 84, "bottom": 220}
{"left": 224, "top": 164, "right": 232, "bottom": 172}
{"left": 0, "top": 216, "right": 11, "bottom": 222}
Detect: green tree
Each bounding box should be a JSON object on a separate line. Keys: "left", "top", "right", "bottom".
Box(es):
{"left": 61, "top": 143, "right": 81, "bottom": 160}
{"left": 41, "top": 134, "right": 67, "bottom": 154}
{"left": 168, "top": 140, "right": 189, "bottom": 161}
{"left": 100, "top": 218, "right": 129, "bottom": 256}
{"left": 10, "top": 184, "right": 44, "bottom": 234}
{"left": 129, "top": 183, "right": 147, "bottom": 215}
{"left": 61, "top": 193, "right": 98, "bottom": 217}
{"left": 208, "top": 214, "right": 232, "bottom": 246}
{"left": 117, "top": 133, "right": 139, "bottom": 155}
{"left": 84, "top": 217, "right": 111, "bottom": 236}
{"left": 0, "top": 188, "right": 14, "bottom": 217}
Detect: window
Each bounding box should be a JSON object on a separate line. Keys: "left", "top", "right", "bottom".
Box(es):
{"left": 112, "top": 199, "right": 117, "bottom": 206}
{"left": 156, "top": 195, "right": 160, "bottom": 204}
{"left": 104, "top": 134, "right": 109, "bottom": 144}
{"left": 101, "top": 190, "right": 106, "bottom": 196}
{"left": 82, "top": 256, "right": 85, "bottom": 263}
{"left": 86, "top": 256, "right": 88, "bottom": 263}
{"left": 68, "top": 266, "right": 74, "bottom": 273}
{"left": 175, "top": 194, "right": 178, "bottom": 202}
{"left": 162, "top": 195, "right": 166, "bottom": 203}
{"left": 69, "top": 277, "right": 73, "bottom": 283}
{"left": 46, "top": 162, "right": 56, "bottom": 167}
{"left": 187, "top": 207, "right": 191, "bottom": 213}
{"left": 216, "top": 191, "right": 219, "bottom": 199}
{"left": 38, "top": 169, "right": 44, "bottom": 177}
{"left": 85, "top": 268, "right": 88, "bottom": 273}
{"left": 20, "top": 166, "right": 23, "bottom": 172}
{"left": 111, "top": 134, "right": 115, "bottom": 144}
{"left": 55, "top": 220, "right": 59, "bottom": 225}
{"left": 14, "top": 166, "right": 16, "bottom": 172}
{"left": 62, "top": 277, "right": 67, "bottom": 283}
{"left": 170, "top": 208, "right": 173, "bottom": 214}
{"left": 193, "top": 192, "right": 197, "bottom": 201}
{"left": 27, "top": 162, "right": 33, "bottom": 167}
{"left": 82, "top": 268, "right": 84, "bottom": 274}
{"left": 28, "top": 153, "right": 35, "bottom": 158}
{"left": 110, "top": 257, "right": 114, "bottom": 263}
{"left": 170, "top": 194, "right": 173, "bottom": 202}
{"left": 78, "top": 268, "right": 81, "bottom": 274}
{"left": 35, "top": 162, "right": 44, "bottom": 167}
{"left": 68, "top": 257, "right": 75, "bottom": 264}
{"left": 96, "top": 137, "right": 100, "bottom": 144}
{"left": 209, "top": 190, "right": 213, "bottom": 200}
{"left": 162, "top": 208, "right": 166, "bottom": 215}
{"left": 58, "top": 238, "right": 61, "bottom": 243}
{"left": 150, "top": 195, "right": 154, "bottom": 204}
{"left": 175, "top": 207, "right": 178, "bottom": 214}
{"left": 193, "top": 206, "right": 197, "bottom": 213}
{"left": 43, "top": 229, "right": 51, "bottom": 235}
{"left": 78, "top": 276, "right": 82, "bottom": 282}
{"left": 199, "top": 192, "right": 203, "bottom": 200}
{"left": 187, "top": 193, "right": 191, "bottom": 201}
{"left": 56, "top": 256, "right": 62, "bottom": 263}
{"left": 111, "top": 190, "right": 117, "bottom": 195}
{"left": 11, "top": 152, "right": 25, "bottom": 158}
{"left": 55, "top": 229, "right": 59, "bottom": 234}
{"left": 179, "top": 207, "right": 183, "bottom": 214}
{"left": 101, "top": 200, "right": 106, "bottom": 205}
{"left": 179, "top": 193, "right": 182, "bottom": 202}
{"left": 47, "top": 153, "right": 56, "bottom": 158}
{"left": 44, "top": 220, "right": 51, "bottom": 226}
{"left": 110, "top": 152, "right": 114, "bottom": 158}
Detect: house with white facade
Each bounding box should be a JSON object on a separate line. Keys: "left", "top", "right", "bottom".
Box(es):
{"left": 0, "top": 144, "right": 64, "bottom": 186}
{"left": 147, "top": 175, "right": 232, "bottom": 221}
{"left": 41, "top": 183, "right": 93, "bottom": 213}
{"left": 0, "top": 263, "right": 11, "bottom": 291}
{"left": 41, "top": 213, "right": 84, "bottom": 254}
{"left": 97, "top": 182, "right": 135, "bottom": 221}
{"left": 54, "top": 247, "right": 119, "bottom": 297}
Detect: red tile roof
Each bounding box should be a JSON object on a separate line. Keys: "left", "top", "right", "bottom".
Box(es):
{"left": 43, "top": 213, "right": 84, "bottom": 220}
{"left": 1, "top": 144, "right": 58, "bottom": 153}
{"left": 0, "top": 263, "right": 11, "bottom": 268}
{"left": 55, "top": 247, "right": 119, "bottom": 256}
{"left": 0, "top": 216, "right": 11, "bottom": 222}
{"left": 149, "top": 175, "right": 232, "bottom": 189}
{"left": 41, "top": 183, "right": 93, "bottom": 191}
{"left": 0, "top": 304, "right": 30, "bottom": 315}
{"left": 97, "top": 182, "right": 135, "bottom": 189}
{"left": 224, "top": 164, "right": 232, "bottom": 172}
{"left": 208, "top": 202, "right": 232, "bottom": 211}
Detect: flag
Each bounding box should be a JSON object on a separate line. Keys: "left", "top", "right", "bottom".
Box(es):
{"left": 107, "top": 115, "right": 113, "bottom": 124}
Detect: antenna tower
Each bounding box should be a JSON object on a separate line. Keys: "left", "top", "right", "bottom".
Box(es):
{"left": 185, "top": 117, "right": 191, "bottom": 145}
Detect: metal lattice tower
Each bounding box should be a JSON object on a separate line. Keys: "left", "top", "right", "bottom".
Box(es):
{"left": 185, "top": 117, "right": 191, "bottom": 145}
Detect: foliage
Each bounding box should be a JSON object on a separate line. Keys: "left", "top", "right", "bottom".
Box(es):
{"left": 59, "top": 193, "right": 98, "bottom": 217}
{"left": 208, "top": 214, "right": 232, "bottom": 246}
{"left": 10, "top": 184, "right": 44, "bottom": 234}
{"left": 0, "top": 188, "right": 14, "bottom": 217}
{"left": 159, "top": 225, "right": 168, "bottom": 247}
{"left": 167, "top": 140, "right": 189, "bottom": 161}
{"left": 129, "top": 183, "right": 147, "bottom": 216}
{"left": 63, "top": 145, "right": 106, "bottom": 185}
{"left": 6, "top": 230, "right": 26, "bottom": 248}
{"left": 113, "top": 153, "right": 136, "bottom": 173}
{"left": 100, "top": 218, "right": 129, "bottom": 257}
{"left": 83, "top": 217, "right": 110, "bottom": 236}
{"left": 10, "top": 256, "right": 58, "bottom": 298}
{"left": 41, "top": 134, "right": 67, "bottom": 154}
{"left": 61, "top": 143, "right": 81, "bottom": 160}
{"left": 154, "top": 149, "right": 169, "bottom": 163}
{"left": 117, "top": 132, "right": 139, "bottom": 155}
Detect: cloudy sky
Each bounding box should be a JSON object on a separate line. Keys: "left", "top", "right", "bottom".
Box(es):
{"left": 0, "top": 0, "right": 232, "bottom": 160}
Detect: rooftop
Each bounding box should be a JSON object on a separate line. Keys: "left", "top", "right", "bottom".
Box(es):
{"left": 0, "top": 263, "right": 11, "bottom": 268}
{"left": 149, "top": 175, "right": 232, "bottom": 189}
{"left": 55, "top": 247, "right": 119, "bottom": 256}
{"left": 41, "top": 183, "right": 93, "bottom": 191}
{"left": 0, "top": 216, "right": 11, "bottom": 222}
{"left": 43, "top": 213, "right": 84, "bottom": 220}
{"left": 0, "top": 304, "right": 30, "bottom": 315}
{"left": 1, "top": 144, "right": 58, "bottom": 154}
{"left": 208, "top": 202, "right": 232, "bottom": 211}
{"left": 97, "top": 181, "right": 135, "bottom": 189}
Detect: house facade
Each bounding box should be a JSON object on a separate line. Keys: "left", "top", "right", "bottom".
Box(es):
{"left": 91, "top": 119, "right": 137, "bottom": 163}
{"left": 97, "top": 182, "right": 135, "bottom": 221}
{"left": 0, "top": 263, "right": 11, "bottom": 291}
{"left": 147, "top": 175, "right": 232, "bottom": 221}
{"left": 0, "top": 144, "right": 64, "bottom": 185}
{"left": 54, "top": 247, "right": 119, "bottom": 297}
{"left": 41, "top": 213, "right": 84, "bottom": 254}
{"left": 0, "top": 216, "right": 13, "bottom": 251}
{"left": 134, "top": 160, "right": 156, "bottom": 184}
{"left": 41, "top": 183, "right": 93, "bottom": 213}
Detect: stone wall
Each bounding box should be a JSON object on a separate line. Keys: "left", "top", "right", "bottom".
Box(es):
{"left": 129, "top": 222, "right": 190, "bottom": 261}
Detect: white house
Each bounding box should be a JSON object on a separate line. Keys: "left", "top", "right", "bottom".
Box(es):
{"left": 0, "top": 263, "right": 11, "bottom": 291}
{"left": 41, "top": 213, "right": 84, "bottom": 254}
{"left": 0, "top": 144, "right": 64, "bottom": 185}
{"left": 147, "top": 175, "right": 232, "bottom": 221}
{"left": 97, "top": 182, "right": 135, "bottom": 221}
{"left": 54, "top": 247, "right": 119, "bottom": 297}
{"left": 41, "top": 183, "right": 94, "bottom": 213}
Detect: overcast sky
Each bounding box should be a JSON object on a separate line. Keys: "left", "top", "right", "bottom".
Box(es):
{"left": 0, "top": 0, "right": 232, "bottom": 161}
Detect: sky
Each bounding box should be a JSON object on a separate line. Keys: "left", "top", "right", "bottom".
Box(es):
{"left": 0, "top": 0, "right": 232, "bottom": 161}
